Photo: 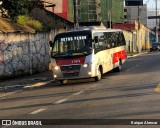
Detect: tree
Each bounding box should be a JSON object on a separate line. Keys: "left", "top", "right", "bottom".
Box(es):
{"left": 1, "top": 0, "right": 30, "bottom": 20}
{"left": 1, "top": 0, "right": 43, "bottom": 21}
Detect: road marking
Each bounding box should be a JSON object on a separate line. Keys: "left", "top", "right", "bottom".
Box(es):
{"left": 0, "top": 90, "right": 23, "bottom": 98}
{"left": 29, "top": 108, "right": 47, "bottom": 114}
{"left": 31, "top": 77, "right": 48, "bottom": 81}
{"left": 73, "top": 91, "right": 84, "bottom": 96}
{"left": 154, "top": 83, "right": 160, "bottom": 92}
{"left": 126, "top": 69, "right": 130, "bottom": 71}
{"left": 54, "top": 99, "right": 68, "bottom": 104}
{"left": 5, "top": 85, "right": 24, "bottom": 88}
{"left": 2, "top": 126, "right": 10, "bottom": 128}
{"left": 24, "top": 80, "right": 54, "bottom": 88}
{"left": 136, "top": 65, "right": 139, "bottom": 67}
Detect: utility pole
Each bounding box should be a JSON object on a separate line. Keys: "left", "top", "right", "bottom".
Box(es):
{"left": 107, "top": 0, "right": 112, "bottom": 28}
{"left": 108, "top": 10, "right": 112, "bottom": 29}
{"left": 138, "top": 6, "right": 141, "bottom": 53}
{"left": 73, "top": 0, "right": 79, "bottom": 29}
{"left": 155, "top": 0, "right": 159, "bottom": 42}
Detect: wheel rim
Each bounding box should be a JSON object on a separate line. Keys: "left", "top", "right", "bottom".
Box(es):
{"left": 97, "top": 68, "right": 101, "bottom": 80}
{"left": 119, "top": 63, "right": 122, "bottom": 70}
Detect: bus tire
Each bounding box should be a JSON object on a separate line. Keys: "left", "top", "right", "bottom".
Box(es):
{"left": 114, "top": 60, "right": 122, "bottom": 72}
{"left": 95, "top": 67, "right": 102, "bottom": 81}
{"left": 59, "top": 80, "right": 64, "bottom": 84}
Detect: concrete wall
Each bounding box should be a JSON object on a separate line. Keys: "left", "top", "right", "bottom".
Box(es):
{"left": 123, "top": 30, "right": 135, "bottom": 53}
{"left": 135, "top": 21, "right": 151, "bottom": 51}
{"left": 0, "top": 32, "right": 55, "bottom": 79}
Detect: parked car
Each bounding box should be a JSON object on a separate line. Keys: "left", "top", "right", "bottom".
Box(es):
{"left": 150, "top": 42, "right": 160, "bottom": 52}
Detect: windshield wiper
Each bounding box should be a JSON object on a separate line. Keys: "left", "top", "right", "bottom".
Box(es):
{"left": 72, "top": 52, "right": 88, "bottom": 56}
{"left": 52, "top": 52, "right": 68, "bottom": 57}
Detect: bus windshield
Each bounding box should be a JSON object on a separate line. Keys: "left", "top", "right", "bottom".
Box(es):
{"left": 51, "top": 33, "right": 92, "bottom": 58}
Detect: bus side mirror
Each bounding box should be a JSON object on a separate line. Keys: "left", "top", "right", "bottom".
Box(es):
{"left": 49, "top": 41, "right": 52, "bottom": 47}
{"left": 94, "top": 36, "right": 99, "bottom": 43}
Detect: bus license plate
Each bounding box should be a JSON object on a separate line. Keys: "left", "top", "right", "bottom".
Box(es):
{"left": 63, "top": 70, "right": 75, "bottom": 73}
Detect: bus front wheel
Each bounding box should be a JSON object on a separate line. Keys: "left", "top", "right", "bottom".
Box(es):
{"left": 95, "top": 68, "right": 102, "bottom": 81}
{"left": 59, "top": 80, "right": 64, "bottom": 84}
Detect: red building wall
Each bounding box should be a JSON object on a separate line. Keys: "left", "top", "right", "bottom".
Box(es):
{"left": 52, "top": 0, "right": 68, "bottom": 20}
{"left": 113, "top": 24, "right": 135, "bottom": 31}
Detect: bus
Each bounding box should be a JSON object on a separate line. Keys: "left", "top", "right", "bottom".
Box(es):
{"left": 50, "top": 26, "right": 127, "bottom": 83}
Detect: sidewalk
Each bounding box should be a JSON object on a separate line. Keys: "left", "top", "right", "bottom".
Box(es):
{"left": 0, "top": 70, "right": 53, "bottom": 91}
{"left": 127, "top": 51, "right": 148, "bottom": 59}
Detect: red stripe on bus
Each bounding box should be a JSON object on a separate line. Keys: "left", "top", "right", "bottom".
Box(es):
{"left": 113, "top": 50, "right": 127, "bottom": 64}
{"left": 56, "top": 57, "right": 86, "bottom": 66}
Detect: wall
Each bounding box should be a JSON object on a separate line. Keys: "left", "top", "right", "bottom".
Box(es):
{"left": 44, "top": 0, "right": 69, "bottom": 20}
{"left": 0, "top": 32, "right": 54, "bottom": 79}
{"left": 135, "top": 21, "right": 151, "bottom": 50}
{"left": 123, "top": 30, "right": 135, "bottom": 52}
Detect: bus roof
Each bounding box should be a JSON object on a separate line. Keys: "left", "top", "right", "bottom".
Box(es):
{"left": 59, "top": 27, "right": 123, "bottom": 35}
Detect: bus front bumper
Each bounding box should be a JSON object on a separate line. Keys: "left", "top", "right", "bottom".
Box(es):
{"left": 52, "top": 64, "right": 96, "bottom": 80}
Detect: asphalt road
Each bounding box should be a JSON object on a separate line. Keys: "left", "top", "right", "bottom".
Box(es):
{"left": 0, "top": 52, "right": 160, "bottom": 128}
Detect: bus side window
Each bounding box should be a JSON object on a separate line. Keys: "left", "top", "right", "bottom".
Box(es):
{"left": 94, "top": 36, "right": 99, "bottom": 43}
{"left": 118, "top": 32, "right": 126, "bottom": 46}
{"left": 111, "top": 32, "right": 118, "bottom": 48}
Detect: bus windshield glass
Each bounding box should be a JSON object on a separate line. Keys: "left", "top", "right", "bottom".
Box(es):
{"left": 51, "top": 32, "right": 92, "bottom": 58}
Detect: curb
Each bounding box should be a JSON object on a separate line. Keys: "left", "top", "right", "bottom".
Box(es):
{"left": 127, "top": 52, "right": 148, "bottom": 59}
{"left": 0, "top": 79, "right": 55, "bottom": 92}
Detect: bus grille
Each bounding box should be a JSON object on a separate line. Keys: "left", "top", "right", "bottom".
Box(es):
{"left": 60, "top": 65, "right": 81, "bottom": 77}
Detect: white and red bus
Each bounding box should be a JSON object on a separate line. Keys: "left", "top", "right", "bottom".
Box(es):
{"left": 50, "top": 26, "right": 127, "bottom": 83}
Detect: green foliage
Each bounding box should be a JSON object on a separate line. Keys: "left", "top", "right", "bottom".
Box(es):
{"left": 17, "top": 15, "right": 43, "bottom": 31}
{"left": 2, "top": 0, "right": 30, "bottom": 20}
{"left": 27, "top": 19, "right": 43, "bottom": 31}
{"left": 17, "top": 15, "right": 30, "bottom": 25}
{"left": 1, "top": 0, "right": 44, "bottom": 21}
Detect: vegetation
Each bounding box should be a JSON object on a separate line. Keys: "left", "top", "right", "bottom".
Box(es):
{"left": 0, "top": 0, "right": 44, "bottom": 31}
{"left": 17, "top": 15, "right": 43, "bottom": 31}
{"left": 1, "top": 0, "right": 30, "bottom": 20}
{"left": 1, "top": 0, "right": 43, "bottom": 21}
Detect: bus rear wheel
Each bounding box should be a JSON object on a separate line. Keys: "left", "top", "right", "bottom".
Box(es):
{"left": 95, "top": 68, "right": 102, "bottom": 81}
{"left": 114, "top": 61, "right": 122, "bottom": 72}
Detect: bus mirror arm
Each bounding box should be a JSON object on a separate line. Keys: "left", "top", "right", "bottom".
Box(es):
{"left": 49, "top": 41, "right": 52, "bottom": 47}
{"left": 94, "top": 36, "right": 99, "bottom": 43}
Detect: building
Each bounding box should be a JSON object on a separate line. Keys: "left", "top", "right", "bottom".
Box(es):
{"left": 76, "top": 0, "right": 124, "bottom": 24}
{"left": 124, "top": 4, "right": 147, "bottom": 26}
{"left": 113, "top": 21, "right": 156, "bottom": 52}
{"left": 147, "top": 10, "right": 160, "bottom": 29}
{"left": 44, "top": 0, "right": 124, "bottom": 25}
{"left": 44, "top": 0, "right": 69, "bottom": 20}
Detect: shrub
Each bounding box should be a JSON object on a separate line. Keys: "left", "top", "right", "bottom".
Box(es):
{"left": 26, "top": 19, "right": 43, "bottom": 31}
{"left": 17, "top": 15, "right": 43, "bottom": 31}
{"left": 17, "top": 15, "right": 30, "bottom": 26}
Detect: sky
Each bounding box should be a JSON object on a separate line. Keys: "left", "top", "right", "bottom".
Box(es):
{"left": 143, "top": 0, "right": 160, "bottom": 10}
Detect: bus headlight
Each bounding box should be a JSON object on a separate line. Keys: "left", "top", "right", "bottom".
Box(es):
{"left": 54, "top": 75, "right": 57, "bottom": 78}
{"left": 88, "top": 72, "right": 92, "bottom": 75}
{"left": 83, "top": 64, "right": 88, "bottom": 68}
{"left": 54, "top": 66, "right": 59, "bottom": 70}
{"left": 83, "top": 62, "right": 92, "bottom": 68}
